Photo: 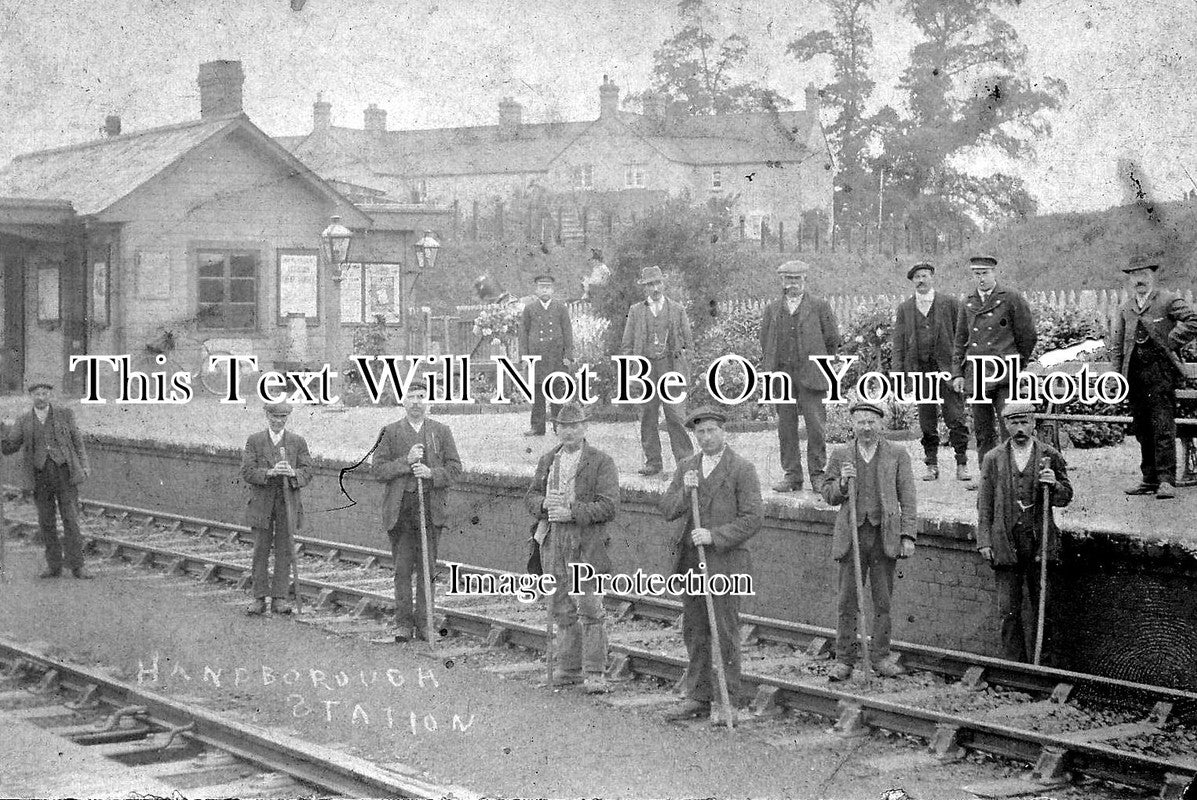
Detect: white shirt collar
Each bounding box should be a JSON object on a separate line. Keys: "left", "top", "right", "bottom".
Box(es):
{"left": 786, "top": 294, "right": 803, "bottom": 312}
{"left": 701, "top": 447, "right": 725, "bottom": 478}
{"left": 916, "top": 289, "right": 935, "bottom": 305}
{"left": 34, "top": 406, "right": 49, "bottom": 423}
{"left": 856, "top": 440, "right": 879, "bottom": 462}
{"left": 648, "top": 296, "right": 665, "bottom": 315}
{"left": 539, "top": 298, "right": 552, "bottom": 310}
{"left": 268, "top": 428, "right": 285, "bottom": 446}
{"left": 406, "top": 417, "right": 425, "bottom": 434}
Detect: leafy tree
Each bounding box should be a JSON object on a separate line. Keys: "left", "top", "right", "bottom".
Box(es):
{"left": 628, "top": 0, "right": 788, "bottom": 116}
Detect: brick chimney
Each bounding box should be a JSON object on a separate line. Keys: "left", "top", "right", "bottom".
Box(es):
{"left": 498, "top": 97, "right": 522, "bottom": 139}
{"left": 313, "top": 92, "right": 331, "bottom": 131}
{"left": 805, "top": 83, "right": 822, "bottom": 113}
{"left": 642, "top": 92, "right": 664, "bottom": 130}
{"left": 103, "top": 115, "right": 122, "bottom": 138}
{"left": 364, "top": 103, "right": 386, "bottom": 133}
{"left": 599, "top": 75, "right": 620, "bottom": 118}
{"left": 198, "top": 60, "right": 244, "bottom": 119}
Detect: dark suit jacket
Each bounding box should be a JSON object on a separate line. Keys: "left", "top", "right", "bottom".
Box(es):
{"left": 1110, "top": 289, "right": 1197, "bottom": 379}
{"left": 2, "top": 405, "right": 90, "bottom": 487}
{"left": 370, "top": 417, "right": 462, "bottom": 532}
{"left": 240, "top": 429, "right": 314, "bottom": 529}
{"left": 821, "top": 438, "right": 917, "bottom": 560}
{"left": 976, "top": 439, "right": 1072, "bottom": 566}
{"left": 524, "top": 442, "right": 619, "bottom": 573}
{"left": 952, "top": 284, "right": 1037, "bottom": 384}
{"left": 659, "top": 447, "right": 763, "bottom": 576}
{"left": 892, "top": 293, "right": 961, "bottom": 372}
{"left": 759, "top": 295, "right": 840, "bottom": 391}
{"left": 519, "top": 298, "right": 573, "bottom": 363}
{"left": 620, "top": 297, "right": 694, "bottom": 378}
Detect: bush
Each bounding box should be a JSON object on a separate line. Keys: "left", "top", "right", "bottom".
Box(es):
{"left": 688, "top": 305, "right": 765, "bottom": 422}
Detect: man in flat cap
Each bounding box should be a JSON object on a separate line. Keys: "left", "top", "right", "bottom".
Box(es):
{"left": 240, "top": 402, "right": 313, "bottom": 614}
{"left": 519, "top": 273, "right": 574, "bottom": 437}
{"left": 760, "top": 260, "right": 841, "bottom": 493}
{"left": 821, "top": 401, "right": 917, "bottom": 681}
{"left": 620, "top": 265, "right": 695, "bottom": 476}
{"left": 1111, "top": 255, "right": 1197, "bottom": 499}
{"left": 525, "top": 401, "right": 619, "bottom": 693}
{"left": 660, "top": 405, "right": 763, "bottom": 720}
{"left": 952, "top": 256, "right": 1037, "bottom": 483}
{"left": 371, "top": 382, "right": 462, "bottom": 642}
{"left": 2, "top": 382, "right": 92, "bottom": 579}
{"left": 893, "top": 262, "right": 970, "bottom": 482}
{"left": 976, "top": 402, "right": 1072, "bottom": 662}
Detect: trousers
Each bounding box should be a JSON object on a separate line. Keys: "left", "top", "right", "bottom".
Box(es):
{"left": 917, "top": 373, "right": 969, "bottom": 466}
{"left": 33, "top": 460, "right": 83, "bottom": 574}
{"left": 678, "top": 545, "right": 741, "bottom": 704}
{"left": 546, "top": 524, "right": 607, "bottom": 674}
{"left": 972, "top": 382, "right": 1011, "bottom": 464}
{"left": 389, "top": 490, "right": 439, "bottom": 633}
{"left": 835, "top": 522, "right": 897, "bottom": 666}
{"left": 637, "top": 356, "right": 692, "bottom": 469}
{"left": 1128, "top": 348, "right": 1178, "bottom": 485}
{"left": 529, "top": 357, "right": 566, "bottom": 435}
{"left": 776, "top": 373, "right": 828, "bottom": 486}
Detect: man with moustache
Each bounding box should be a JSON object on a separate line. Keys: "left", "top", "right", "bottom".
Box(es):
{"left": 2, "top": 381, "right": 91, "bottom": 579}
{"left": 892, "top": 262, "right": 971, "bottom": 482}
{"left": 371, "top": 383, "right": 463, "bottom": 642}
{"left": 759, "top": 260, "right": 840, "bottom": 493}
{"left": 620, "top": 265, "right": 695, "bottom": 477}
{"left": 1111, "top": 254, "right": 1197, "bottom": 499}
{"left": 519, "top": 273, "right": 574, "bottom": 437}
{"left": 660, "top": 406, "right": 763, "bottom": 721}
{"left": 821, "top": 401, "right": 917, "bottom": 681}
{"left": 976, "top": 403, "right": 1072, "bottom": 662}
{"left": 525, "top": 401, "right": 619, "bottom": 693}
{"left": 951, "top": 256, "right": 1037, "bottom": 487}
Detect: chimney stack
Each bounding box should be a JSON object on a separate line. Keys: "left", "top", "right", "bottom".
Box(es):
{"left": 642, "top": 92, "right": 664, "bottom": 130}
{"left": 364, "top": 103, "right": 386, "bottom": 133}
{"left": 198, "top": 60, "right": 244, "bottom": 120}
{"left": 805, "top": 83, "right": 822, "bottom": 113}
{"left": 498, "top": 97, "right": 522, "bottom": 139}
{"left": 313, "top": 92, "right": 331, "bottom": 131}
{"left": 599, "top": 75, "right": 620, "bottom": 118}
{"left": 103, "top": 115, "right": 122, "bottom": 138}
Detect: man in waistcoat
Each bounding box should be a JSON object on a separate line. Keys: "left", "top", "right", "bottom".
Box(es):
{"left": 519, "top": 273, "right": 574, "bottom": 437}
{"left": 620, "top": 265, "right": 695, "bottom": 476}
{"left": 2, "top": 381, "right": 92, "bottom": 579}
{"left": 1111, "top": 255, "right": 1197, "bottom": 499}
{"left": 821, "top": 401, "right": 917, "bottom": 681}
{"left": 892, "top": 262, "right": 971, "bottom": 482}
{"left": 976, "top": 403, "right": 1072, "bottom": 662}
{"left": 760, "top": 260, "right": 841, "bottom": 493}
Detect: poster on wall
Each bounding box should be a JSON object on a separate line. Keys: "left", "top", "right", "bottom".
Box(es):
{"left": 92, "top": 261, "right": 109, "bottom": 325}
{"left": 136, "top": 251, "right": 170, "bottom": 298}
{"left": 340, "top": 262, "right": 363, "bottom": 324}
{"left": 277, "top": 250, "right": 319, "bottom": 321}
{"left": 37, "top": 267, "right": 59, "bottom": 322}
{"left": 365, "top": 262, "right": 404, "bottom": 323}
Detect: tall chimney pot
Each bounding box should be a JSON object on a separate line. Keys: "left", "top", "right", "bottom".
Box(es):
{"left": 103, "top": 115, "right": 122, "bottom": 138}
{"left": 313, "top": 92, "right": 332, "bottom": 131}
{"left": 498, "top": 97, "right": 523, "bottom": 139}
{"left": 364, "top": 103, "right": 386, "bottom": 133}
{"left": 198, "top": 60, "right": 245, "bottom": 119}
{"left": 599, "top": 75, "right": 620, "bottom": 118}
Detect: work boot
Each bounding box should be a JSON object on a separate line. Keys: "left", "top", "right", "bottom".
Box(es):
{"left": 1155, "top": 482, "right": 1176, "bottom": 500}
{"left": 271, "top": 599, "right": 293, "bottom": 615}
{"left": 875, "top": 660, "right": 907, "bottom": 678}
{"left": 663, "top": 699, "right": 710, "bottom": 721}
{"left": 523, "top": 430, "right": 544, "bottom": 437}
{"left": 828, "top": 663, "right": 853, "bottom": 682}
{"left": 956, "top": 464, "right": 972, "bottom": 482}
{"left": 549, "top": 669, "right": 582, "bottom": 687}
{"left": 637, "top": 465, "right": 662, "bottom": 476}
{"left": 1124, "top": 482, "right": 1158, "bottom": 496}
{"left": 38, "top": 570, "right": 61, "bottom": 579}
{"left": 392, "top": 626, "right": 414, "bottom": 643}
{"left": 583, "top": 675, "right": 611, "bottom": 694}
{"left": 246, "top": 598, "right": 267, "bottom": 616}
{"left": 922, "top": 465, "right": 939, "bottom": 481}
{"left": 71, "top": 568, "right": 93, "bottom": 580}
{"left": 772, "top": 480, "right": 802, "bottom": 493}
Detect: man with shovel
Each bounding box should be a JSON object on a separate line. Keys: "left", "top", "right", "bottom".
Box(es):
{"left": 821, "top": 401, "right": 917, "bottom": 681}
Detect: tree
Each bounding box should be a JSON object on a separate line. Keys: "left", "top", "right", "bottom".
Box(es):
{"left": 787, "top": 0, "right": 879, "bottom": 223}
{"left": 629, "top": 0, "right": 788, "bottom": 116}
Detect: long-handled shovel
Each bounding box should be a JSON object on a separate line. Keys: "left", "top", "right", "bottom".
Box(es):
{"left": 416, "top": 475, "right": 436, "bottom": 650}
{"left": 541, "top": 457, "right": 561, "bottom": 688}
{"left": 846, "top": 475, "right": 872, "bottom": 679}
{"left": 691, "top": 487, "right": 735, "bottom": 730}
{"left": 1033, "top": 456, "right": 1052, "bottom": 666}
{"left": 278, "top": 446, "right": 303, "bottom": 616}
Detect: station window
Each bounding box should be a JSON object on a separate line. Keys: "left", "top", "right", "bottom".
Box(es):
{"left": 711, "top": 168, "right": 722, "bottom": 190}
{"left": 572, "top": 164, "right": 594, "bottom": 189}
{"left": 197, "top": 250, "right": 258, "bottom": 330}
{"left": 624, "top": 163, "right": 646, "bottom": 188}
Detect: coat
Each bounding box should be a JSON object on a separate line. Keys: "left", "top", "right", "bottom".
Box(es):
{"left": 620, "top": 297, "right": 694, "bottom": 378}
{"left": 976, "top": 439, "right": 1072, "bottom": 566}
{"left": 659, "top": 447, "right": 763, "bottom": 576}
{"left": 370, "top": 417, "right": 462, "bottom": 532}
{"left": 892, "top": 292, "right": 961, "bottom": 373}
{"left": 240, "top": 429, "right": 314, "bottom": 529}
{"left": 1110, "top": 289, "right": 1197, "bottom": 379}
{"left": 952, "top": 284, "right": 1037, "bottom": 385}
{"left": 518, "top": 298, "right": 573, "bottom": 363}
{"left": 759, "top": 295, "right": 840, "bottom": 391}
{"left": 821, "top": 438, "right": 917, "bottom": 560}
{"left": 1, "top": 405, "right": 90, "bottom": 487}
{"left": 524, "top": 442, "right": 619, "bottom": 573}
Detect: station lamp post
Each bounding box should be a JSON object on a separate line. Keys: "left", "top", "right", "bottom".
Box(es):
{"left": 320, "top": 214, "right": 353, "bottom": 406}
{"left": 406, "top": 230, "right": 440, "bottom": 352}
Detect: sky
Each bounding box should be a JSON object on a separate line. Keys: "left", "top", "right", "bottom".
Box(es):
{"left": 1, "top": 0, "right": 1195, "bottom": 214}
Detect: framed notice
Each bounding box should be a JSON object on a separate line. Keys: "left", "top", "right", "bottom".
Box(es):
{"left": 276, "top": 250, "right": 320, "bottom": 324}
{"left": 38, "top": 267, "right": 60, "bottom": 323}
{"left": 92, "top": 260, "right": 110, "bottom": 326}
{"left": 136, "top": 251, "right": 171, "bottom": 298}
{"left": 340, "top": 262, "right": 363, "bottom": 324}
{"left": 365, "top": 262, "right": 404, "bottom": 323}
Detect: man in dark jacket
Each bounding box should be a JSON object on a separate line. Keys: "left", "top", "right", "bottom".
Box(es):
{"left": 525, "top": 401, "right": 619, "bottom": 693}
{"left": 759, "top": 260, "right": 840, "bottom": 493}
{"left": 2, "top": 382, "right": 92, "bottom": 579}
{"left": 660, "top": 406, "right": 763, "bottom": 721}
{"left": 1111, "top": 255, "right": 1197, "bottom": 499}
{"left": 371, "top": 383, "right": 463, "bottom": 641}
{"left": 893, "top": 262, "right": 970, "bottom": 482}
{"left": 976, "top": 403, "right": 1073, "bottom": 662}
{"left": 239, "top": 402, "right": 313, "bottom": 615}
{"left": 821, "top": 401, "right": 917, "bottom": 681}
{"left": 518, "top": 273, "right": 573, "bottom": 437}
{"left": 951, "top": 256, "right": 1037, "bottom": 481}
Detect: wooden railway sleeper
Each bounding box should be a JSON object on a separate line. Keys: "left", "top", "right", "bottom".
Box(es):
{"left": 65, "top": 683, "right": 101, "bottom": 710}
{"left": 30, "top": 668, "right": 59, "bottom": 694}
{"left": 929, "top": 722, "right": 965, "bottom": 762}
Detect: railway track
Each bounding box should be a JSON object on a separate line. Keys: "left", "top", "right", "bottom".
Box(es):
{"left": 0, "top": 638, "right": 475, "bottom": 799}
{"left": 5, "top": 493, "right": 1197, "bottom": 799}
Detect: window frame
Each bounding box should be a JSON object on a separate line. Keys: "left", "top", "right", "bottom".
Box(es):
{"left": 572, "top": 164, "right": 594, "bottom": 189}
{"left": 624, "top": 163, "right": 647, "bottom": 188}
{"left": 194, "top": 245, "right": 262, "bottom": 332}
{"left": 711, "top": 167, "right": 723, "bottom": 191}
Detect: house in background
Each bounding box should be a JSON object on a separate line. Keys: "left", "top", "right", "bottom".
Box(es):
{"left": 278, "top": 77, "right": 834, "bottom": 243}
{"left": 0, "top": 61, "right": 448, "bottom": 395}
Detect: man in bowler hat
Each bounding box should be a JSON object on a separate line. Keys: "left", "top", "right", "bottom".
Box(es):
{"left": 519, "top": 273, "right": 573, "bottom": 437}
